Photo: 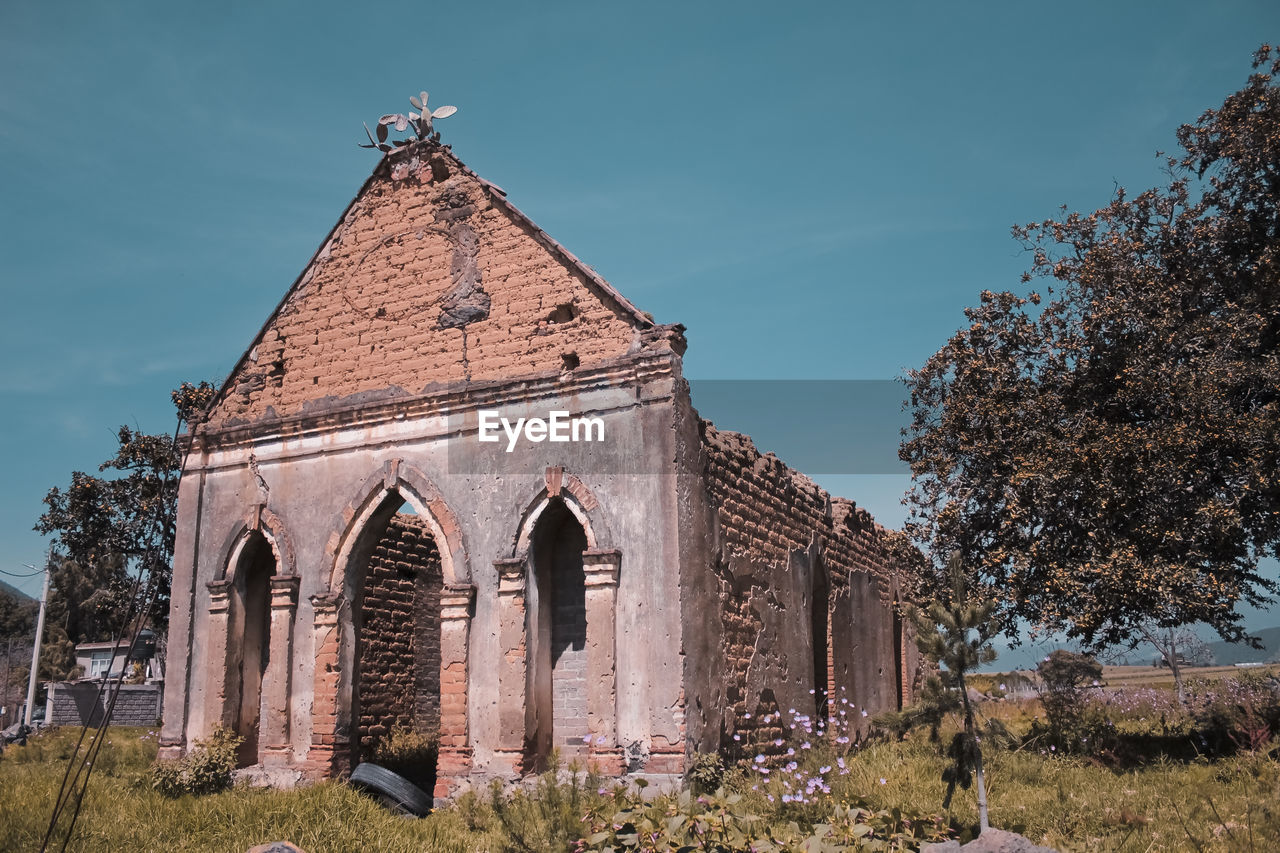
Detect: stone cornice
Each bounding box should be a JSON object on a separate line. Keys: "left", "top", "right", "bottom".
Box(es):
{"left": 186, "top": 346, "right": 683, "bottom": 460}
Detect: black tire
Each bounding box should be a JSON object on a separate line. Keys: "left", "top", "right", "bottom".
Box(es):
{"left": 349, "top": 762, "right": 433, "bottom": 817}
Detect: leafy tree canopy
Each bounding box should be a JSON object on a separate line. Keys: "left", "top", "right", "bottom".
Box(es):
{"left": 901, "top": 46, "right": 1280, "bottom": 651}
{"left": 34, "top": 381, "right": 215, "bottom": 644}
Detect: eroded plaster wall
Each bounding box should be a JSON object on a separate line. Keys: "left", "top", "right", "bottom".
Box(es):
{"left": 680, "top": 420, "right": 915, "bottom": 761}
{"left": 162, "top": 356, "right": 689, "bottom": 785}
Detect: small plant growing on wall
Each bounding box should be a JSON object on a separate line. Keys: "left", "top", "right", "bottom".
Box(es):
{"left": 361, "top": 91, "right": 457, "bottom": 152}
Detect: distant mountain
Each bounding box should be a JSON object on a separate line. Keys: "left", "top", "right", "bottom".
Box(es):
{"left": 0, "top": 580, "right": 34, "bottom": 603}
{"left": 1207, "top": 627, "right": 1280, "bottom": 665}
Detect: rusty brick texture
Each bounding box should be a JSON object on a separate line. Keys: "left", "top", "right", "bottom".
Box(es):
{"left": 698, "top": 421, "right": 910, "bottom": 756}
{"left": 357, "top": 514, "right": 442, "bottom": 756}
{"left": 207, "top": 146, "right": 644, "bottom": 427}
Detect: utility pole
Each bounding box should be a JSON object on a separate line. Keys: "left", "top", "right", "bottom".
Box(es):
{"left": 24, "top": 550, "right": 52, "bottom": 727}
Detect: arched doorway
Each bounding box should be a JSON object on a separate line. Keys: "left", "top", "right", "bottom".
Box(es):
{"left": 227, "top": 531, "right": 276, "bottom": 766}
{"left": 346, "top": 492, "right": 444, "bottom": 792}
{"left": 527, "top": 499, "right": 589, "bottom": 770}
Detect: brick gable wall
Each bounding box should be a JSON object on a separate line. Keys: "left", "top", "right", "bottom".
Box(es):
{"left": 208, "top": 146, "right": 645, "bottom": 426}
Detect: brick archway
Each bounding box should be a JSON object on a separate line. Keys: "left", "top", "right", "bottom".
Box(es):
{"left": 510, "top": 466, "right": 612, "bottom": 558}
{"left": 308, "top": 459, "right": 474, "bottom": 792}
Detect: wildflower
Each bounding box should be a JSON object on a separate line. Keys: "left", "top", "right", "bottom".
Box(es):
{"left": 879, "top": 778, "right": 887, "bottom": 785}
{"left": 754, "top": 754, "right": 766, "bottom": 763}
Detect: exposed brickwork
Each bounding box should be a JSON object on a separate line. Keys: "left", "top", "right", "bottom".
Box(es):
{"left": 357, "top": 514, "right": 442, "bottom": 756}
{"left": 550, "top": 549, "right": 588, "bottom": 750}
{"left": 698, "top": 421, "right": 906, "bottom": 757}
{"left": 207, "top": 144, "right": 647, "bottom": 427}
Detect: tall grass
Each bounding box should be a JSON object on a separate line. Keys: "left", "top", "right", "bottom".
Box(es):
{"left": 0, "top": 727, "right": 496, "bottom": 853}
{"left": 2, "top": 720, "right": 1277, "bottom": 851}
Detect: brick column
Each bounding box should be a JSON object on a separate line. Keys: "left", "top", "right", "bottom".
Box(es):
{"left": 582, "top": 549, "right": 623, "bottom": 774}
{"left": 204, "top": 580, "right": 234, "bottom": 729}
{"left": 306, "top": 593, "right": 346, "bottom": 777}
{"left": 494, "top": 557, "right": 527, "bottom": 774}
{"left": 435, "top": 582, "right": 474, "bottom": 797}
{"left": 261, "top": 575, "right": 299, "bottom": 765}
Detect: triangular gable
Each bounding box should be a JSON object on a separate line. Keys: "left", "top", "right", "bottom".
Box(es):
{"left": 205, "top": 142, "right": 653, "bottom": 427}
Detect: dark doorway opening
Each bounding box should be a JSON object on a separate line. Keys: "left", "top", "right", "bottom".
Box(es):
{"left": 528, "top": 499, "right": 588, "bottom": 770}
{"left": 229, "top": 532, "right": 276, "bottom": 767}
{"left": 350, "top": 495, "right": 443, "bottom": 794}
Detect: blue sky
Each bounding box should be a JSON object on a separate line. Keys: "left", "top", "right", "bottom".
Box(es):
{"left": 2, "top": 2, "right": 1277, "bottom": 665}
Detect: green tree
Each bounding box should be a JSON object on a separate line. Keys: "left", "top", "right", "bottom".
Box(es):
{"left": 883, "top": 553, "right": 999, "bottom": 832}
{"left": 900, "top": 45, "right": 1280, "bottom": 653}
{"left": 0, "top": 585, "right": 36, "bottom": 638}
{"left": 1035, "top": 650, "right": 1103, "bottom": 745}
{"left": 35, "top": 382, "right": 215, "bottom": 644}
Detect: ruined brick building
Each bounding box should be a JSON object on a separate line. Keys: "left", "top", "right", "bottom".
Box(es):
{"left": 159, "top": 138, "right": 922, "bottom": 797}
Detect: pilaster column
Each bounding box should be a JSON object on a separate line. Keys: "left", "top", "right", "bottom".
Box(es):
{"left": 582, "top": 549, "right": 623, "bottom": 773}
{"left": 204, "top": 580, "right": 234, "bottom": 729}
{"left": 261, "top": 575, "right": 299, "bottom": 764}
{"left": 494, "top": 557, "right": 527, "bottom": 773}
{"left": 436, "top": 582, "right": 475, "bottom": 795}
{"left": 307, "top": 593, "right": 345, "bottom": 775}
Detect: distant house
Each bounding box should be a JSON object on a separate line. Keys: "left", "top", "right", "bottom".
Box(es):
{"left": 46, "top": 636, "right": 163, "bottom": 728}
{"left": 73, "top": 631, "right": 160, "bottom": 681}
{"left": 75, "top": 640, "right": 130, "bottom": 680}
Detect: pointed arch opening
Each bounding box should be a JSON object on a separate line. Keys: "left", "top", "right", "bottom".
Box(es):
{"left": 226, "top": 530, "right": 277, "bottom": 767}
{"left": 526, "top": 498, "right": 589, "bottom": 770}
{"left": 344, "top": 491, "right": 444, "bottom": 793}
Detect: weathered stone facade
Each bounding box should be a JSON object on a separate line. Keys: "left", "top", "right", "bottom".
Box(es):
{"left": 160, "top": 140, "right": 920, "bottom": 798}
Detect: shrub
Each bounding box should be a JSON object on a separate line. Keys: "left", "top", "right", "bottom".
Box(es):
{"left": 577, "top": 784, "right": 943, "bottom": 851}
{"left": 488, "top": 754, "right": 602, "bottom": 853}
{"left": 369, "top": 725, "right": 439, "bottom": 792}
{"left": 1187, "top": 673, "right": 1280, "bottom": 756}
{"left": 688, "top": 751, "right": 727, "bottom": 794}
{"left": 149, "top": 725, "right": 241, "bottom": 797}
{"left": 1035, "top": 651, "right": 1104, "bottom": 752}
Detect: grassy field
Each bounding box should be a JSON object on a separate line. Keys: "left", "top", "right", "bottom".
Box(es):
{"left": 1, "top": 718, "right": 1277, "bottom": 852}
{"left": 1101, "top": 664, "right": 1280, "bottom": 690}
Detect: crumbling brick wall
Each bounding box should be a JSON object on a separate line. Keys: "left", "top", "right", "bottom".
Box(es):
{"left": 205, "top": 146, "right": 647, "bottom": 428}
{"left": 697, "top": 421, "right": 909, "bottom": 758}
{"left": 357, "top": 514, "right": 442, "bottom": 755}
